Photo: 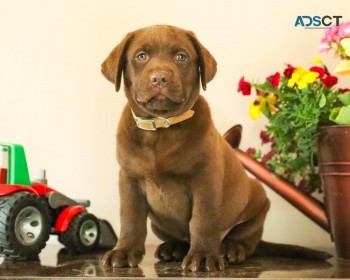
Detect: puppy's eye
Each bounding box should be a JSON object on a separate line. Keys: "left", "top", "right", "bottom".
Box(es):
{"left": 175, "top": 53, "right": 187, "bottom": 62}
{"left": 136, "top": 52, "right": 148, "bottom": 61}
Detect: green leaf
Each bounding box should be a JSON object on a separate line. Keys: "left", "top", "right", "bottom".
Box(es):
{"left": 338, "top": 91, "right": 350, "bottom": 106}
{"left": 329, "top": 107, "right": 341, "bottom": 122}
{"left": 330, "top": 105, "right": 350, "bottom": 125}
{"left": 319, "top": 94, "right": 326, "bottom": 108}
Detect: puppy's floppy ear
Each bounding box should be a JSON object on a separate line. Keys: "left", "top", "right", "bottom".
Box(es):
{"left": 101, "top": 32, "right": 134, "bottom": 92}
{"left": 187, "top": 31, "right": 217, "bottom": 91}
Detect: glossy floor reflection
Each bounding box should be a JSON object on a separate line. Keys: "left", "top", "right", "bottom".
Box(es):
{"left": 1, "top": 243, "right": 350, "bottom": 279}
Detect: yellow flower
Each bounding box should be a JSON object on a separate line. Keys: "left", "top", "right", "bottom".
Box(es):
{"left": 249, "top": 102, "right": 261, "bottom": 120}
{"left": 249, "top": 94, "right": 278, "bottom": 120}
{"left": 266, "top": 94, "right": 278, "bottom": 112}
{"left": 287, "top": 67, "right": 319, "bottom": 89}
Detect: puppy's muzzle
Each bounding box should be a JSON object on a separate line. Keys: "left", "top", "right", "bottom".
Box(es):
{"left": 150, "top": 71, "right": 170, "bottom": 88}
{"left": 136, "top": 70, "right": 185, "bottom": 112}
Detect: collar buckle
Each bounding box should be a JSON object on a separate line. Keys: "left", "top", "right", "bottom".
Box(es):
{"left": 156, "top": 117, "right": 171, "bottom": 129}
{"left": 135, "top": 118, "right": 157, "bottom": 131}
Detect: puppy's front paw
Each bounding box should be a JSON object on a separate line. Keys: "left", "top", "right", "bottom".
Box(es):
{"left": 182, "top": 253, "right": 224, "bottom": 272}
{"left": 101, "top": 248, "right": 144, "bottom": 268}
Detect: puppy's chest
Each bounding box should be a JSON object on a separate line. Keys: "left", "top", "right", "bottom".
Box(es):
{"left": 124, "top": 141, "right": 192, "bottom": 176}
{"left": 141, "top": 176, "right": 192, "bottom": 222}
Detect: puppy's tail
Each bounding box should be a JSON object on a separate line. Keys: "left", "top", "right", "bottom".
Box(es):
{"left": 254, "top": 241, "right": 332, "bottom": 260}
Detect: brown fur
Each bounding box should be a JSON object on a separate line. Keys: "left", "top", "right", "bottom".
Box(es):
{"left": 99, "top": 25, "right": 325, "bottom": 272}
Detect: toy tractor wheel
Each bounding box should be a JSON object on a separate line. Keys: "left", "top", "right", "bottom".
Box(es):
{"left": 59, "top": 212, "right": 100, "bottom": 253}
{"left": 0, "top": 191, "right": 50, "bottom": 260}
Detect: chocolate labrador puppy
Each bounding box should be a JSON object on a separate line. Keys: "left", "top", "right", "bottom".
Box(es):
{"left": 100, "top": 25, "right": 330, "bottom": 272}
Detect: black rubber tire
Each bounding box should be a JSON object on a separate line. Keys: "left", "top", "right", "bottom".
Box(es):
{"left": 0, "top": 191, "right": 50, "bottom": 260}
{"left": 58, "top": 212, "right": 100, "bottom": 253}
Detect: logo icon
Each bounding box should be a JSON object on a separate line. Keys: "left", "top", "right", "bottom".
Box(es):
{"left": 295, "top": 16, "right": 342, "bottom": 29}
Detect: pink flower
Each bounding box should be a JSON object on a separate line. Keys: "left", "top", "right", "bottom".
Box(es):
{"left": 328, "top": 25, "right": 341, "bottom": 41}
{"left": 339, "top": 22, "right": 350, "bottom": 38}
{"left": 320, "top": 22, "right": 350, "bottom": 59}
{"left": 238, "top": 77, "right": 252, "bottom": 96}
{"left": 323, "top": 29, "right": 331, "bottom": 42}
{"left": 309, "top": 66, "right": 325, "bottom": 79}
{"left": 319, "top": 38, "right": 330, "bottom": 52}
{"left": 321, "top": 25, "right": 342, "bottom": 45}
{"left": 267, "top": 72, "right": 280, "bottom": 88}
{"left": 322, "top": 75, "right": 338, "bottom": 88}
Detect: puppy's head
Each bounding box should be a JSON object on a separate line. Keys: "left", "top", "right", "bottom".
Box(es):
{"left": 101, "top": 25, "right": 217, "bottom": 117}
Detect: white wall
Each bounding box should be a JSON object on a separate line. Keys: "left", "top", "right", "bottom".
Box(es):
{"left": 1, "top": 0, "right": 349, "bottom": 248}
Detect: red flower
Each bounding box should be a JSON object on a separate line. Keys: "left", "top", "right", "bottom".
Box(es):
{"left": 322, "top": 75, "right": 338, "bottom": 88}
{"left": 267, "top": 72, "right": 280, "bottom": 88}
{"left": 309, "top": 66, "right": 325, "bottom": 79}
{"left": 238, "top": 77, "right": 252, "bottom": 96}
{"left": 260, "top": 130, "right": 272, "bottom": 145}
{"left": 261, "top": 150, "right": 274, "bottom": 164}
{"left": 341, "top": 88, "right": 350, "bottom": 94}
{"left": 283, "top": 64, "right": 295, "bottom": 78}
{"left": 246, "top": 148, "right": 257, "bottom": 155}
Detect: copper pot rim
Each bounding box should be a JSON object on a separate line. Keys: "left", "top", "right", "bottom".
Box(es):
{"left": 318, "top": 125, "right": 350, "bottom": 131}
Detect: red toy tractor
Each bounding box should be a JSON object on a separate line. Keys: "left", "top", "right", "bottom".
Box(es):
{"left": 0, "top": 142, "right": 117, "bottom": 260}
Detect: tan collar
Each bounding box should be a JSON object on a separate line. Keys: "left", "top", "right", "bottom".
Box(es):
{"left": 131, "top": 110, "right": 195, "bottom": 131}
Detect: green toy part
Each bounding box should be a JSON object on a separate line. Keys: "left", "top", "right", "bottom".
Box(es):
{"left": 0, "top": 142, "right": 31, "bottom": 186}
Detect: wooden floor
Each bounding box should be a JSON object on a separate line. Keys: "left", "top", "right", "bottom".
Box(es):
{"left": 1, "top": 243, "right": 350, "bottom": 279}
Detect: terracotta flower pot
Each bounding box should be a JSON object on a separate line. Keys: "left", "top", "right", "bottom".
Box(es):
{"left": 317, "top": 125, "right": 350, "bottom": 263}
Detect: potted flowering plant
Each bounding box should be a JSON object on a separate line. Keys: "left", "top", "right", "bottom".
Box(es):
{"left": 238, "top": 61, "right": 347, "bottom": 193}
{"left": 236, "top": 21, "right": 350, "bottom": 262}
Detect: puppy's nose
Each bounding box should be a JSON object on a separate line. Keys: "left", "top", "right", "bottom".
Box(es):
{"left": 150, "top": 72, "right": 169, "bottom": 88}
